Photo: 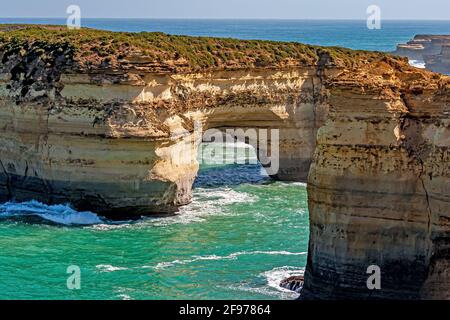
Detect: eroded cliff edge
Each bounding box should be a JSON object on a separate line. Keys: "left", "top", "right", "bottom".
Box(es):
{"left": 394, "top": 35, "right": 450, "bottom": 74}
{"left": 0, "top": 25, "right": 338, "bottom": 214}
{"left": 304, "top": 58, "right": 450, "bottom": 299}
{"left": 0, "top": 26, "right": 449, "bottom": 299}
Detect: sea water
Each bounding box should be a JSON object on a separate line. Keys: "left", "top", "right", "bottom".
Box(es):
{"left": 0, "top": 19, "right": 449, "bottom": 300}
{"left": 0, "top": 146, "right": 308, "bottom": 300}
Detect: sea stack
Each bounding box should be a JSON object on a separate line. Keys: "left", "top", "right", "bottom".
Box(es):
{"left": 394, "top": 35, "right": 450, "bottom": 74}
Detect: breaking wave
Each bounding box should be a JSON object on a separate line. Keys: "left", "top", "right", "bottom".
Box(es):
{"left": 222, "top": 266, "right": 304, "bottom": 300}
{"left": 262, "top": 266, "right": 304, "bottom": 294}
{"left": 146, "top": 251, "right": 307, "bottom": 270}
{"left": 0, "top": 183, "right": 258, "bottom": 229}
{"left": 96, "top": 264, "right": 129, "bottom": 273}
{"left": 409, "top": 59, "right": 426, "bottom": 69}
{"left": 0, "top": 200, "right": 104, "bottom": 225}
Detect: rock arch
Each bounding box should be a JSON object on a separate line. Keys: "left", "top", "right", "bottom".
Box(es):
{"left": 0, "top": 49, "right": 449, "bottom": 299}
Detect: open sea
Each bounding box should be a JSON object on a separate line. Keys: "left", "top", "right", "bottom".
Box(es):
{"left": 0, "top": 19, "right": 449, "bottom": 300}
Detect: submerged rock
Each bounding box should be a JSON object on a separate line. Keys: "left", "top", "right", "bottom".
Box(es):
{"left": 280, "top": 276, "right": 304, "bottom": 293}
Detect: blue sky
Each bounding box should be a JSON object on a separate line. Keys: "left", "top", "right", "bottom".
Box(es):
{"left": 2, "top": 0, "right": 449, "bottom": 19}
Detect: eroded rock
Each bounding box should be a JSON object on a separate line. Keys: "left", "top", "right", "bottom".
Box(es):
{"left": 0, "top": 26, "right": 449, "bottom": 299}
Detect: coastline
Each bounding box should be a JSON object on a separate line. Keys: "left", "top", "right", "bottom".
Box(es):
{"left": 0, "top": 22, "right": 449, "bottom": 300}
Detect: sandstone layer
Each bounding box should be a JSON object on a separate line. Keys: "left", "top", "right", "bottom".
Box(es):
{"left": 303, "top": 59, "right": 450, "bottom": 300}
{"left": 0, "top": 26, "right": 449, "bottom": 299}
{"left": 0, "top": 26, "right": 333, "bottom": 215}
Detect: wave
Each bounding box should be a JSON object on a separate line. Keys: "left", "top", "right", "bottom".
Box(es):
{"left": 141, "top": 188, "right": 257, "bottom": 227}
{"left": 114, "top": 287, "right": 135, "bottom": 300}
{"left": 146, "top": 250, "right": 307, "bottom": 270}
{"left": 262, "top": 266, "right": 304, "bottom": 294}
{"left": 0, "top": 200, "right": 104, "bottom": 225}
{"left": 0, "top": 184, "right": 256, "bottom": 229}
{"left": 222, "top": 283, "right": 286, "bottom": 299}
{"left": 277, "top": 181, "right": 307, "bottom": 188}
{"left": 409, "top": 59, "right": 426, "bottom": 69}
{"left": 221, "top": 266, "right": 304, "bottom": 300}
{"left": 87, "top": 187, "right": 258, "bottom": 230}
{"left": 96, "top": 264, "right": 129, "bottom": 273}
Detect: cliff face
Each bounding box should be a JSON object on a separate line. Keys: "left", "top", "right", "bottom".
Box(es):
{"left": 303, "top": 59, "right": 450, "bottom": 299}
{"left": 0, "top": 26, "right": 449, "bottom": 299}
{"left": 426, "top": 45, "right": 450, "bottom": 75}
{"left": 394, "top": 35, "right": 450, "bottom": 74}
{"left": 0, "top": 26, "right": 336, "bottom": 215}
{"left": 0, "top": 67, "right": 328, "bottom": 214}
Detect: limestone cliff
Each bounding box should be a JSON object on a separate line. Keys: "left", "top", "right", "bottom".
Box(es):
{"left": 0, "top": 25, "right": 336, "bottom": 215}
{"left": 0, "top": 25, "right": 449, "bottom": 299}
{"left": 394, "top": 35, "right": 450, "bottom": 74}
{"left": 303, "top": 58, "right": 450, "bottom": 300}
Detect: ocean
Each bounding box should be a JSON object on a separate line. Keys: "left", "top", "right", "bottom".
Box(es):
{"left": 0, "top": 19, "right": 449, "bottom": 300}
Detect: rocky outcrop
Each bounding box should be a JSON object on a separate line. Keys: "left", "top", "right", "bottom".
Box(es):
{"left": 280, "top": 276, "right": 304, "bottom": 293}
{"left": 0, "top": 26, "right": 449, "bottom": 299}
{"left": 0, "top": 26, "right": 333, "bottom": 215}
{"left": 426, "top": 45, "right": 450, "bottom": 75}
{"left": 303, "top": 59, "right": 450, "bottom": 300}
{"left": 0, "top": 68, "right": 328, "bottom": 215}
{"left": 394, "top": 35, "right": 450, "bottom": 74}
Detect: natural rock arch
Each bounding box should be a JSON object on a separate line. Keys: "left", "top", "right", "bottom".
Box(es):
{"left": 0, "top": 27, "right": 448, "bottom": 299}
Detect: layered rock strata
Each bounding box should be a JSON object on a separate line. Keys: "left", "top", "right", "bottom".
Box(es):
{"left": 0, "top": 26, "right": 331, "bottom": 215}
{"left": 0, "top": 26, "right": 449, "bottom": 299}
{"left": 303, "top": 59, "right": 450, "bottom": 300}
{"left": 394, "top": 35, "right": 450, "bottom": 74}
{"left": 426, "top": 45, "right": 450, "bottom": 75}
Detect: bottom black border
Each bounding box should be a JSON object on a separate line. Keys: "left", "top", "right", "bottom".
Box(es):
{"left": 1, "top": 300, "right": 446, "bottom": 318}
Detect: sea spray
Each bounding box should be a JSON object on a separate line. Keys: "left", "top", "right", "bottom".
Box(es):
{"left": 0, "top": 200, "right": 103, "bottom": 225}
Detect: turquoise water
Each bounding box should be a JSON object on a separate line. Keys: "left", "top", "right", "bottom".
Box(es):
{"left": 0, "top": 19, "right": 449, "bottom": 300}
{"left": 0, "top": 146, "right": 309, "bottom": 300}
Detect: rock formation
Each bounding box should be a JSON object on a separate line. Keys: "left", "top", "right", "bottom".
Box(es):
{"left": 280, "top": 275, "right": 304, "bottom": 293}
{"left": 303, "top": 58, "right": 450, "bottom": 300}
{"left": 394, "top": 35, "right": 450, "bottom": 74}
{"left": 0, "top": 26, "right": 449, "bottom": 299}
{"left": 426, "top": 45, "right": 450, "bottom": 75}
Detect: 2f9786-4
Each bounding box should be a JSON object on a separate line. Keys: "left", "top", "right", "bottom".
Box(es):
{"left": 223, "top": 305, "right": 271, "bottom": 316}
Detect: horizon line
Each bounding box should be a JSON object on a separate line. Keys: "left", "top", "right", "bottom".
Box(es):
{"left": 1, "top": 17, "right": 450, "bottom": 21}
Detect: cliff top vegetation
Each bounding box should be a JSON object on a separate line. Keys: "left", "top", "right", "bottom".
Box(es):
{"left": 0, "top": 24, "right": 395, "bottom": 72}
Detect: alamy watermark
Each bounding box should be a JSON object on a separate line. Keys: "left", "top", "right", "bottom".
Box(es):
{"left": 366, "top": 265, "right": 381, "bottom": 290}
{"left": 67, "top": 5, "right": 81, "bottom": 29}
{"left": 367, "top": 5, "right": 381, "bottom": 30}
{"left": 67, "top": 265, "right": 81, "bottom": 290}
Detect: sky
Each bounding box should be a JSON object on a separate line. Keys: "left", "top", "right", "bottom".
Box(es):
{"left": 1, "top": 0, "right": 449, "bottom": 20}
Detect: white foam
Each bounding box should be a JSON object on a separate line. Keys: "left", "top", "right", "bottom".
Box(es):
{"left": 262, "top": 266, "right": 304, "bottom": 294}
{"left": 409, "top": 59, "right": 426, "bottom": 69}
{"left": 274, "top": 181, "right": 307, "bottom": 188}
{"left": 88, "top": 187, "right": 258, "bottom": 230}
{"left": 0, "top": 200, "right": 103, "bottom": 225}
{"left": 146, "top": 188, "right": 257, "bottom": 227}
{"left": 96, "top": 264, "right": 128, "bottom": 273}
{"left": 223, "top": 283, "right": 282, "bottom": 298}
{"left": 114, "top": 287, "right": 135, "bottom": 300}
{"left": 146, "top": 251, "right": 307, "bottom": 270}
{"left": 223, "top": 266, "right": 304, "bottom": 300}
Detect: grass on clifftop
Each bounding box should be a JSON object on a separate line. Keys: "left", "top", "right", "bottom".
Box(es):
{"left": 0, "top": 24, "right": 394, "bottom": 71}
